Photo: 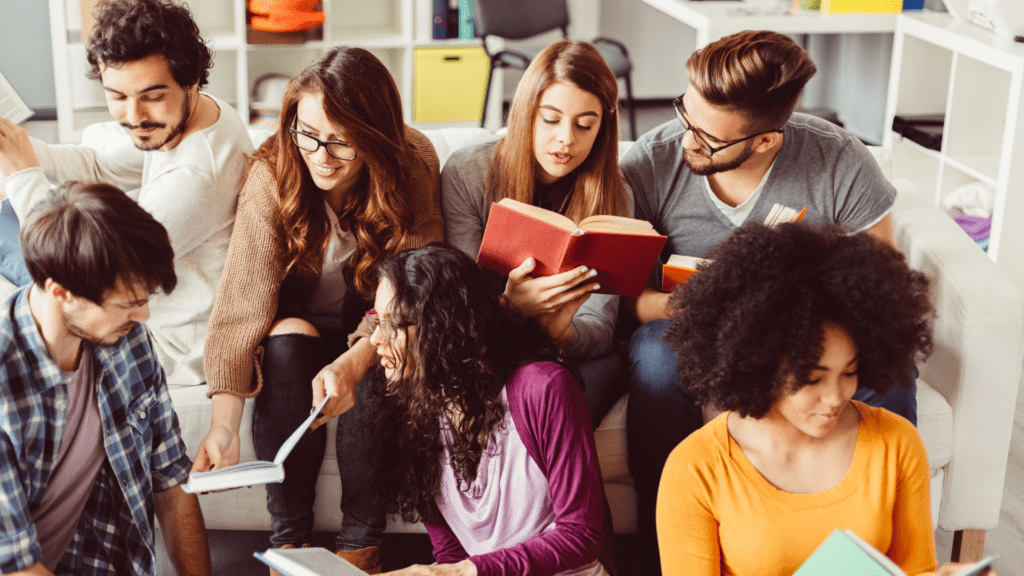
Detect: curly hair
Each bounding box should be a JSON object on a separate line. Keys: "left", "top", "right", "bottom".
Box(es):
{"left": 86, "top": 0, "right": 212, "bottom": 90}
{"left": 487, "top": 40, "right": 630, "bottom": 223}
{"left": 663, "top": 223, "right": 933, "bottom": 419}
{"left": 366, "top": 244, "right": 562, "bottom": 523}
{"left": 253, "top": 46, "right": 413, "bottom": 297}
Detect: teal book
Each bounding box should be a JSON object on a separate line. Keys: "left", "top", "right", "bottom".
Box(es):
{"left": 458, "top": 0, "right": 474, "bottom": 39}
{"left": 795, "top": 529, "right": 998, "bottom": 576}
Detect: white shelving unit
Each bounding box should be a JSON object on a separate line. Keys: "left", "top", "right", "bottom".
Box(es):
{"left": 48, "top": 0, "right": 601, "bottom": 142}
{"left": 883, "top": 12, "right": 1024, "bottom": 289}
{"left": 46, "top": 0, "right": 479, "bottom": 143}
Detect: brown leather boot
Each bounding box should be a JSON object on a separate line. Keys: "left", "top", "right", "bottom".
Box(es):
{"left": 268, "top": 543, "right": 310, "bottom": 576}
{"left": 335, "top": 546, "right": 382, "bottom": 574}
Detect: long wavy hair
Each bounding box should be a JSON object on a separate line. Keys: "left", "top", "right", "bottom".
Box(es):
{"left": 486, "top": 40, "right": 630, "bottom": 222}
{"left": 367, "top": 244, "right": 562, "bottom": 523}
{"left": 252, "top": 46, "right": 413, "bottom": 296}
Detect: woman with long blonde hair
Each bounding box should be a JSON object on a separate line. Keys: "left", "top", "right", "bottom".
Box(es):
{"left": 192, "top": 46, "right": 443, "bottom": 573}
{"left": 442, "top": 40, "right": 631, "bottom": 426}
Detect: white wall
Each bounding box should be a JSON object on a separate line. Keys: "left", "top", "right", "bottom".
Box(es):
{"left": 0, "top": 0, "right": 57, "bottom": 112}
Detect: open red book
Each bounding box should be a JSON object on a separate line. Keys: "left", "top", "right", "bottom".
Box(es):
{"left": 477, "top": 198, "right": 667, "bottom": 297}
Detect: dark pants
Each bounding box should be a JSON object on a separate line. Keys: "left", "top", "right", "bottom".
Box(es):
{"left": 625, "top": 319, "right": 918, "bottom": 576}
{"left": 575, "top": 351, "right": 629, "bottom": 429}
{"left": 252, "top": 332, "right": 385, "bottom": 551}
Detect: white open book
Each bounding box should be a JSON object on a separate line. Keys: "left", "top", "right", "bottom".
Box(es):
{"left": 183, "top": 395, "right": 331, "bottom": 494}
{"left": 254, "top": 547, "right": 366, "bottom": 576}
{"left": 0, "top": 71, "right": 33, "bottom": 125}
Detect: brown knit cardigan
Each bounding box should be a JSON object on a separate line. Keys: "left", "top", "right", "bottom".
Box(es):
{"left": 204, "top": 126, "right": 444, "bottom": 398}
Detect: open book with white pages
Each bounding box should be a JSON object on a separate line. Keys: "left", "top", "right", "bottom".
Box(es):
{"left": 254, "top": 547, "right": 365, "bottom": 576}
{"left": 182, "top": 394, "right": 330, "bottom": 494}
{"left": 0, "top": 70, "right": 33, "bottom": 125}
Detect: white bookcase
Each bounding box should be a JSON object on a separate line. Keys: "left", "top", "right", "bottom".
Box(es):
{"left": 47, "top": 0, "right": 600, "bottom": 143}
{"left": 883, "top": 12, "right": 1024, "bottom": 289}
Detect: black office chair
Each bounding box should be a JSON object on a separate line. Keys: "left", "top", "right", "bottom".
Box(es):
{"left": 470, "top": 0, "right": 638, "bottom": 140}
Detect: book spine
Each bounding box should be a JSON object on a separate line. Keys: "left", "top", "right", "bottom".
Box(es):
{"left": 458, "top": 0, "right": 474, "bottom": 40}
{"left": 433, "top": 0, "right": 448, "bottom": 40}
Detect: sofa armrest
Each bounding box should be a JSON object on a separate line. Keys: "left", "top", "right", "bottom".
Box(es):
{"left": 890, "top": 178, "right": 1024, "bottom": 531}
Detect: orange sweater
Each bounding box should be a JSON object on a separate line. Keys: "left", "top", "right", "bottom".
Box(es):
{"left": 656, "top": 402, "right": 938, "bottom": 576}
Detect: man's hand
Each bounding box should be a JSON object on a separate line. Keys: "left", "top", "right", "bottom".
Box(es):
{"left": 631, "top": 287, "right": 672, "bottom": 324}
{"left": 309, "top": 337, "right": 376, "bottom": 430}
{"left": 504, "top": 258, "right": 599, "bottom": 319}
{"left": 381, "top": 560, "right": 477, "bottom": 576}
{"left": 0, "top": 119, "right": 39, "bottom": 179}
{"left": 533, "top": 293, "right": 591, "bottom": 346}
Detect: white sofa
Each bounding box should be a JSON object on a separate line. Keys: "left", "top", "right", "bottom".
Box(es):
{"left": 80, "top": 124, "right": 1023, "bottom": 560}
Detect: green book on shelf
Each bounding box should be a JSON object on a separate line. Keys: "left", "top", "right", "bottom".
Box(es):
{"left": 458, "top": 0, "right": 474, "bottom": 39}
{"left": 795, "top": 529, "right": 998, "bottom": 576}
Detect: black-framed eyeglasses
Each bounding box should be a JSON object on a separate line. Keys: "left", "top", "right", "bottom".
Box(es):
{"left": 290, "top": 125, "right": 358, "bottom": 161}
{"left": 365, "top": 310, "right": 409, "bottom": 339}
{"left": 673, "top": 94, "right": 784, "bottom": 158}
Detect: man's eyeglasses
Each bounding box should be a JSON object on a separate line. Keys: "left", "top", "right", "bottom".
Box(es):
{"left": 290, "top": 125, "right": 357, "bottom": 161}
{"left": 365, "top": 310, "right": 407, "bottom": 339}
{"left": 672, "top": 93, "right": 784, "bottom": 158}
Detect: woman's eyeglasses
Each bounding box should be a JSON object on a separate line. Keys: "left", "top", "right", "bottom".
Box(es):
{"left": 365, "top": 310, "right": 407, "bottom": 339}
{"left": 290, "top": 126, "right": 358, "bottom": 161}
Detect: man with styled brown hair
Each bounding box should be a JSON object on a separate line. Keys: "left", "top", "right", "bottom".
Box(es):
{"left": 0, "top": 181, "right": 210, "bottom": 576}
{"left": 0, "top": 0, "right": 252, "bottom": 386}
{"left": 620, "top": 30, "right": 909, "bottom": 576}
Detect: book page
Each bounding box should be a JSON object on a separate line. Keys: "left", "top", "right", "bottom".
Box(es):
{"left": 274, "top": 394, "right": 331, "bottom": 465}
{"left": 496, "top": 198, "right": 576, "bottom": 232}
{"left": 578, "top": 214, "right": 657, "bottom": 233}
{"left": 0, "top": 71, "right": 33, "bottom": 125}
{"left": 257, "top": 547, "right": 366, "bottom": 576}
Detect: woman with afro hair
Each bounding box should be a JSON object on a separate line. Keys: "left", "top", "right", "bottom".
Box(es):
{"left": 656, "top": 222, "right": 986, "bottom": 576}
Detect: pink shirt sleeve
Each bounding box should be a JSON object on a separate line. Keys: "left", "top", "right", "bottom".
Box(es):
{"left": 463, "top": 361, "right": 605, "bottom": 576}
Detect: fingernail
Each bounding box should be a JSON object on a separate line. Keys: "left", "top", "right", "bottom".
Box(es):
{"left": 592, "top": 284, "right": 601, "bottom": 290}
{"left": 580, "top": 266, "right": 589, "bottom": 273}
{"left": 589, "top": 270, "right": 598, "bottom": 278}
{"left": 526, "top": 258, "right": 533, "bottom": 266}
{"left": 310, "top": 406, "right": 317, "bottom": 415}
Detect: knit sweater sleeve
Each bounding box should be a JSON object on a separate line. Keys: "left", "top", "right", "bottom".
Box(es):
{"left": 204, "top": 161, "right": 285, "bottom": 398}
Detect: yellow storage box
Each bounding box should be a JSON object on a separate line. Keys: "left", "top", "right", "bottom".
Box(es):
{"left": 414, "top": 46, "right": 490, "bottom": 123}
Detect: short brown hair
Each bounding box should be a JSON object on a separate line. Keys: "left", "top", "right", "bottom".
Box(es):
{"left": 86, "top": 0, "right": 212, "bottom": 89}
{"left": 20, "top": 181, "right": 177, "bottom": 304}
{"left": 686, "top": 30, "right": 817, "bottom": 134}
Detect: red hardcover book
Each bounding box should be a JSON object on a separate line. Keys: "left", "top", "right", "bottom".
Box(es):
{"left": 477, "top": 199, "right": 667, "bottom": 297}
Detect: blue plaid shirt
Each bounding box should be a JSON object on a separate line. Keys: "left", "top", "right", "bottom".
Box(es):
{"left": 0, "top": 287, "right": 192, "bottom": 575}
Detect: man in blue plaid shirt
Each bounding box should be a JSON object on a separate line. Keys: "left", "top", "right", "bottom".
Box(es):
{"left": 0, "top": 182, "right": 210, "bottom": 575}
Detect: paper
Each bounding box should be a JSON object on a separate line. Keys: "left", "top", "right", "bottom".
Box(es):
{"left": 0, "top": 71, "right": 33, "bottom": 125}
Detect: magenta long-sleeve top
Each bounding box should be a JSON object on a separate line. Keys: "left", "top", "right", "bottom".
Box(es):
{"left": 425, "top": 361, "right": 606, "bottom": 576}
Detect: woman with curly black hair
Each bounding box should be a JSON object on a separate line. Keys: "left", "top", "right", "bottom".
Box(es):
{"left": 655, "top": 222, "right": 977, "bottom": 576}
{"left": 364, "top": 243, "right": 608, "bottom": 576}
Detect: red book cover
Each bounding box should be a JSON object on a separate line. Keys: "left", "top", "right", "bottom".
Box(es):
{"left": 476, "top": 199, "right": 667, "bottom": 297}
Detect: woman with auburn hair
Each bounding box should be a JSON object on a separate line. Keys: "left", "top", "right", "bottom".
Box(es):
{"left": 441, "top": 40, "right": 631, "bottom": 427}
{"left": 656, "top": 223, "right": 989, "bottom": 576}
{"left": 191, "top": 46, "right": 443, "bottom": 573}
{"left": 366, "top": 243, "right": 608, "bottom": 576}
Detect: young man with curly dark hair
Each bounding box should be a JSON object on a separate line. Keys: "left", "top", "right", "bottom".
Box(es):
{"left": 0, "top": 181, "right": 211, "bottom": 576}
{"left": 618, "top": 30, "right": 911, "bottom": 576}
{"left": 0, "top": 0, "right": 253, "bottom": 386}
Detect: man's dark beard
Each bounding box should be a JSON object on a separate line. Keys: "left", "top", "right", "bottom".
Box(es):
{"left": 62, "top": 309, "right": 131, "bottom": 348}
{"left": 122, "top": 90, "right": 192, "bottom": 151}
{"left": 683, "top": 139, "right": 755, "bottom": 176}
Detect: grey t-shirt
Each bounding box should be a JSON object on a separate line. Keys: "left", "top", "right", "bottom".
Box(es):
{"left": 620, "top": 112, "right": 896, "bottom": 262}
{"left": 31, "top": 345, "right": 105, "bottom": 572}
{"left": 441, "top": 137, "right": 628, "bottom": 359}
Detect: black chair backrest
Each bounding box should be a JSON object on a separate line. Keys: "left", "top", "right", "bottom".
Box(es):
{"left": 470, "top": 0, "right": 570, "bottom": 40}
